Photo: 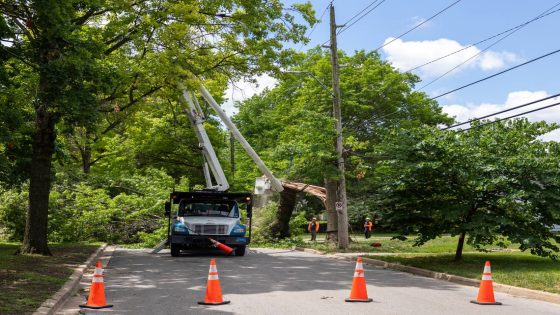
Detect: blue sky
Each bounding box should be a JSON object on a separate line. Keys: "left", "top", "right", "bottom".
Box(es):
{"left": 226, "top": 0, "right": 560, "bottom": 138}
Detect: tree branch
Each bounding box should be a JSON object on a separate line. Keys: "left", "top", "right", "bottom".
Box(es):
{"left": 72, "top": 7, "right": 112, "bottom": 26}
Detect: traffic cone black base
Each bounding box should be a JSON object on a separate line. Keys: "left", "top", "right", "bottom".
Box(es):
{"left": 198, "top": 301, "right": 231, "bottom": 305}
{"left": 470, "top": 300, "right": 502, "bottom": 305}
{"left": 345, "top": 298, "right": 373, "bottom": 302}
{"left": 79, "top": 304, "right": 114, "bottom": 309}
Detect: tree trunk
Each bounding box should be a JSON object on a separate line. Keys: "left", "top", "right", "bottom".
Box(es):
{"left": 454, "top": 231, "right": 466, "bottom": 261}
{"left": 81, "top": 142, "right": 91, "bottom": 173}
{"left": 270, "top": 187, "right": 297, "bottom": 238}
{"left": 324, "top": 178, "right": 338, "bottom": 243}
{"left": 80, "top": 144, "right": 92, "bottom": 174}
{"left": 21, "top": 105, "right": 55, "bottom": 255}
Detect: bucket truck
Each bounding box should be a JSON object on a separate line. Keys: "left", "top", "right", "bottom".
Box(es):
{"left": 164, "top": 85, "right": 283, "bottom": 257}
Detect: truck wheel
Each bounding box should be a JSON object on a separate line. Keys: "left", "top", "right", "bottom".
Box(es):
{"left": 170, "top": 243, "right": 180, "bottom": 257}
{"left": 235, "top": 245, "right": 246, "bottom": 256}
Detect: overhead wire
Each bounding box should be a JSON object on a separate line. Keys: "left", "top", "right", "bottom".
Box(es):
{"left": 298, "top": 4, "right": 329, "bottom": 51}
{"left": 460, "top": 101, "right": 560, "bottom": 132}
{"left": 417, "top": 2, "right": 560, "bottom": 91}
{"left": 337, "top": 0, "right": 386, "bottom": 36}
{"left": 405, "top": 4, "right": 560, "bottom": 73}
{"left": 443, "top": 92, "right": 560, "bottom": 130}
{"left": 319, "top": 0, "right": 386, "bottom": 48}
{"left": 338, "top": 0, "right": 381, "bottom": 32}
{"left": 429, "top": 47, "right": 560, "bottom": 100}
{"left": 374, "top": 0, "right": 463, "bottom": 52}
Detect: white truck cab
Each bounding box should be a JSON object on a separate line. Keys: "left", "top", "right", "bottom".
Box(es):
{"left": 166, "top": 191, "right": 252, "bottom": 257}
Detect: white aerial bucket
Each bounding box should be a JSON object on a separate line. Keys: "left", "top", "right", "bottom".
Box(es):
{"left": 254, "top": 177, "right": 271, "bottom": 195}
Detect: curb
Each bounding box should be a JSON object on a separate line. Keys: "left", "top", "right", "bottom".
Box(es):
{"left": 294, "top": 247, "right": 560, "bottom": 305}
{"left": 33, "top": 244, "right": 108, "bottom": 315}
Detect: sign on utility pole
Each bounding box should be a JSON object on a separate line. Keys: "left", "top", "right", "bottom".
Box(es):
{"left": 327, "top": 4, "right": 349, "bottom": 249}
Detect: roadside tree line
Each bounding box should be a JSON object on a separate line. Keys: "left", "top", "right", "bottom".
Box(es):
{"left": 1, "top": 2, "right": 558, "bottom": 260}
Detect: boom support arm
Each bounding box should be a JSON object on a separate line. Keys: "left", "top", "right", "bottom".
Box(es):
{"left": 181, "top": 88, "right": 230, "bottom": 191}
{"left": 199, "top": 84, "right": 284, "bottom": 192}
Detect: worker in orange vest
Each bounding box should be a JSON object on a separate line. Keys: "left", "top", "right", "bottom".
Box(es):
{"left": 364, "top": 217, "right": 373, "bottom": 239}
{"left": 308, "top": 217, "right": 320, "bottom": 241}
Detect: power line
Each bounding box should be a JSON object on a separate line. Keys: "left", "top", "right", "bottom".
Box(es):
{"left": 405, "top": 4, "right": 560, "bottom": 73}
{"left": 443, "top": 92, "right": 560, "bottom": 130}
{"left": 429, "top": 47, "right": 560, "bottom": 100}
{"left": 338, "top": 0, "right": 380, "bottom": 31}
{"left": 320, "top": 0, "right": 386, "bottom": 48}
{"left": 374, "top": 0, "right": 463, "bottom": 52}
{"left": 460, "top": 101, "right": 560, "bottom": 132}
{"left": 298, "top": 4, "right": 330, "bottom": 51}
{"left": 418, "top": 29, "right": 519, "bottom": 91}
{"left": 417, "top": 3, "right": 560, "bottom": 91}
{"left": 337, "top": 0, "right": 386, "bottom": 36}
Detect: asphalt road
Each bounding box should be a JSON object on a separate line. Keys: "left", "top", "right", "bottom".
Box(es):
{"left": 61, "top": 247, "right": 559, "bottom": 315}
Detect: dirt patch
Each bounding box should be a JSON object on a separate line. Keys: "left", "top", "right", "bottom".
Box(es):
{"left": 0, "top": 243, "right": 98, "bottom": 315}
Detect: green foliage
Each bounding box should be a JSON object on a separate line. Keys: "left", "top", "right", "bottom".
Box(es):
{"left": 0, "top": 60, "right": 35, "bottom": 186}
{"left": 251, "top": 201, "right": 307, "bottom": 244}
{"left": 251, "top": 201, "right": 279, "bottom": 243}
{"left": 375, "top": 119, "right": 560, "bottom": 259}
{"left": 0, "top": 187, "right": 28, "bottom": 241}
{"left": 0, "top": 167, "right": 173, "bottom": 244}
{"left": 0, "top": 0, "right": 316, "bottom": 252}
{"left": 289, "top": 211, "right": 308, "bottom": 237}
{"left": 234, "top": 48, "right": 452, "bottom": 188}
{"left": 136, "top": 226, "right": 168, "bottom": 248}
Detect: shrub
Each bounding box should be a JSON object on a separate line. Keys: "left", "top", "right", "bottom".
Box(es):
{"left": 0, "top": 187, "right": 28, "bottom": 241}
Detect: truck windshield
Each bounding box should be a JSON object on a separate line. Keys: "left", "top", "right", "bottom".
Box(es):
{"left": 178, "top": 200, "right": 239, "bottom": 218}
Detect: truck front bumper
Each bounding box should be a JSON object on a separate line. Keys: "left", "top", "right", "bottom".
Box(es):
{"left": 171, "top": 235, "right": 250, "bottom": 247}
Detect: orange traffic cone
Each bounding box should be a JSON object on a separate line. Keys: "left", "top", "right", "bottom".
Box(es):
{"left": 345, "top": 257, "right": 373, "bottom": 302}
{"left": 79, "top": 261, "right": 113, "bottom": 309}
{"left": 208, "top": 237, "right": 234, "bottom": 255}
{"left": 471, "top": 261, "right": 502, "bottom": 305}
{"left": 198, "top": 258, "right": 230, "bottom": 305}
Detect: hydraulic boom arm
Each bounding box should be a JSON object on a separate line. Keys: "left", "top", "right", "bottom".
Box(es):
{"left": 181, "top": 88, "right": 230, "bottom": 191}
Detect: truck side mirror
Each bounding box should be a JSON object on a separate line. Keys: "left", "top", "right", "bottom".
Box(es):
{"left": 164, "top": 202, "right": 171, "bottom": 217}
{"left": 246, "top": 204, "right": 252, "bottom": 218}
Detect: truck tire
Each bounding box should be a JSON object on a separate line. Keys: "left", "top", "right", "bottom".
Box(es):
{"left": 170, "top": 243, "right": 180, "bottom": 257}
{"left": 235, "top": 245, "right": 246, "bottom": 256}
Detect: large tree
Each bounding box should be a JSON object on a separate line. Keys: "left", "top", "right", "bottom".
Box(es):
{"left": 233, "top": 49, "right": 451, "bottom": 240}
{"left": 1, "top": 0, "right": 315, "bottom": 254}
{"left": 375, "top": 120, "right": 560, "bottom": 260}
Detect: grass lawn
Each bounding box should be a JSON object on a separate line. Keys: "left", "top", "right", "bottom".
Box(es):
{"left": 304, "top": 232, "right": 518, "bottom": 253}
{"left": 297, "top": 233, "right": 559, "bottom": 294}
{"left": 0, "top": 242, "right": 99, "bottom": 315}
{"left": 369, "top": 253, "right": 560, "bottom": 294}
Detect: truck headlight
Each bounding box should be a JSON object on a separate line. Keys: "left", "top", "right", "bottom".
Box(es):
{"left": 233, "top": 228, "right": 245, "bottom": 233}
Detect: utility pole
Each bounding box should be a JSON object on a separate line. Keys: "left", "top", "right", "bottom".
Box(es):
{"left": 326, "top": 3, "right": 349, "bottom": 249}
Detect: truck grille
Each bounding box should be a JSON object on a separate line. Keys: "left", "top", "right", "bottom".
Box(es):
{"left": 193, "top": 224, "right": 228, "bottom": 235}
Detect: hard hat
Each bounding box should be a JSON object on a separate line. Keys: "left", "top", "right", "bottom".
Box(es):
{"left": 366, "top": 217, "right": 371, "bottom": 220}
{"left": 312, "top": 217, "right": 317, "bottom": 220}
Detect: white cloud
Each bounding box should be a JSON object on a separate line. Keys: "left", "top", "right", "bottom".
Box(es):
{"left": 222, "top": 74, "right": 277, "bottom": 116}
{"left": 478, "top": 51, "right": 518, "bottom": 71}
{"left": 441, "top": 90, "right": 560, "bottom": 140}
{"left": 382, "top": 37, "right": 520, "bottom": 78}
